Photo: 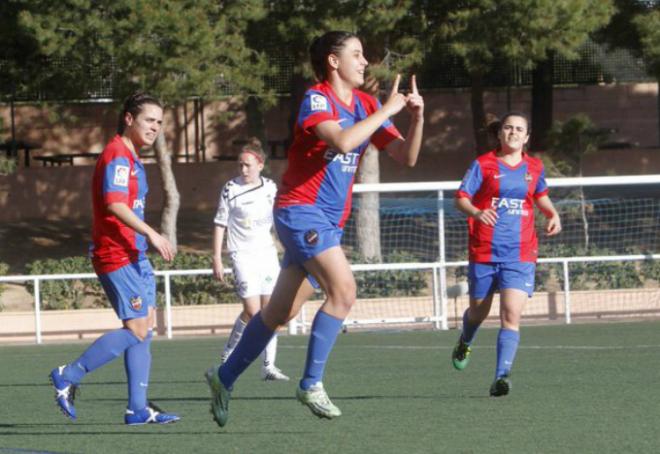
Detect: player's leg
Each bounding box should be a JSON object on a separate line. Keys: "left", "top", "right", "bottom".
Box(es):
{"left": 259, "top": 249, "right": 289, "bottom": 381}
{"left": 49, "top": 264, "right": 145, "bottom": 420}
{"left": 293, "top": 246, "right": 355, "bottom": 419}
{"left": 259, "top": 294, "right": 289, "bottom": 381}
{"left": 123, "top": 260, "right": 179, "bottom": 424}
{"left": 221, "top": 296, "right": 259, "bottom": 363}
{"left": 206, "top": 266, "right": 312, "bottom": 427}
{"left": 452, "top": 263, "right": 497, "bottom": 370}
{"left": 490, "top": 262, "right": 534, "bottom": 397}
{"left": 221, "top": 254, "right": 258, "bottom": 363}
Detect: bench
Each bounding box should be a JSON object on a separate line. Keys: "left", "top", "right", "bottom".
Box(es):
{"left": 34, "top": 152, "right": 101, "bottom": 166}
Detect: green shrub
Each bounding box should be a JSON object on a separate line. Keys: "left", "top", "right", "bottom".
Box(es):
{"left": 149, "top": 253, "right": 240, "bottom": 306}
{"left": 0, "top": 261, "right": 9, "bottom": 310}
{"left": 26, "top": 257, "right": 106, "bottom": 310}
{"left": 350, "top": 251, "right": 429, "bottom": 298}
{"left": 0, "top": 156, "right": 17, "bottom": 176}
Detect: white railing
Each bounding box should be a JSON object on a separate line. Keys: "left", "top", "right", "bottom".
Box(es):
{"left": 2, "top": 174, "right": 660, "bottom": 344}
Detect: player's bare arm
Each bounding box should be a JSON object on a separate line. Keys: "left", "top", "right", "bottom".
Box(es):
{"left": 212, "top": 224, "right": 226, "bottom": 282}
{"left": 535, "top": 195, "right": 562, "bottom": 236}
{"left": 107, "top": 202, "right": 175, "bottom": 261}
{"left": 385, "top": 74, "right": 424, "bottom": 167}
{"left": 314, "top": 74, "right": 407, "bottom": 155}
{"left": 455, "top": 197, "right": 498, "bottom": 226}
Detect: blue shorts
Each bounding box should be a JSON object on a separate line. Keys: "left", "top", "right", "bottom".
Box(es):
{"left": 274, "top": 205, "right": 343, "bottom": 269}
{"left": 468, "top": 262, "right": 536, "bottom": 299}
{"left": 98, "top": 259, "right": 156, "bottom": 320}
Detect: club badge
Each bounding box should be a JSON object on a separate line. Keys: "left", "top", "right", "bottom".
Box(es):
{"left": 304, "top": 229, "right": 319, "bottom": 245}
{"left": 130, "top": 296, "right": 143, "bottom": 310}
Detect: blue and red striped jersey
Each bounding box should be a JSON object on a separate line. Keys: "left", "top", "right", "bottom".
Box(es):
{"left": 276, "top": 81, "right": 402, "bottom": 228}
{"left": 456, "top": 150, "right": 549, "bottom": 263}
{"left": 90, "top": 135, "right": 148, "bottom": 273}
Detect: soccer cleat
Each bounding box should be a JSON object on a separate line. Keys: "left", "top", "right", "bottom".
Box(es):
{"left": 261, "top": 366, "right": 290, "bottom": 382}
{"left": 451, "top": 337, "right": 472, "bottom": 370}
{"left": 489, "top": 375, "right": 511, "bottom": 397}
{"left": 296, "top": 382, "right": 342, "bottom": 419}
{"left": 205, "top": 366, "right": 231, "bottom": 427}
{"left": 49, "top": 365, "right": 78, "bottom": 420}
{"left": 125, "top": 402, "right": 180, "bottom": 425}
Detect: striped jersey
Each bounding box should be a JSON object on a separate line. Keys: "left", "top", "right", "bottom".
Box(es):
{"left": 90, "top": 135, "right": 148, "bottom": 274}
{"left": 456, "top": 150, "right": 549, "bottom": 263}
{"left": 275, "top": 81, "right": 402, "bottom": 227}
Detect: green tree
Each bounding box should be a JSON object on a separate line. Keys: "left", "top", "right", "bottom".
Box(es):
{"left": 634, "top": 5, "right": 660, "bottom": 146}
{"left": 18, "top": 0, "right": 270, "bottom": 250}
{"left": 249, "top": 1, "right": 423, "bottom": 261}
{"left": 433, "top": 0, "right": 614, "bottom": 154}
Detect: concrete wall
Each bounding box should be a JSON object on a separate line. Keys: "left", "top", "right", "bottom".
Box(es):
{"left": 1, "top": 83, "right": 659, "bottom": 222}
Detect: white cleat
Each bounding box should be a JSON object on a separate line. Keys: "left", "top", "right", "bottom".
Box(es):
{"left": 261, "top": 366, "right": 290, "bottom": 382}
{"left": 296, "top": 382, "right": 341, "bottom": 419}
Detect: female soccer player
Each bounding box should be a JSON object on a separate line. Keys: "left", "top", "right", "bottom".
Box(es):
{"left": 206, "top": 30, "right": 424, "bottom": 426}
{"left": 212, "top": 138, "right": 289, "bottom": 381}
{"left": 452, "top": 112, "right": 562, "bottom": 396}
{"left": 49, "top": 92, "right": 180, "bottom": 424}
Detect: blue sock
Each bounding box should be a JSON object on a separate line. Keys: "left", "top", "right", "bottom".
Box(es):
{"left": 125, "top": 330, "right": 152, "bottom": 411}
{"left": 64, "top": 328, "right": 141, "bottom": 384}
{"left": 461, "top": 309, "right": 480, "bottom": 345}
{"left": 495, "top": 328, "right": 520, "bottom": 379}
{"left": 300, "top": 311, "right": 344, "bottom": 391}
{"left": 219, "top": 313, "right": 273, "bottom": 389}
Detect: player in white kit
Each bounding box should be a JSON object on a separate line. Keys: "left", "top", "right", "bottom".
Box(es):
{"left": 212, "top": 138, "right": 289, "bottom": 381}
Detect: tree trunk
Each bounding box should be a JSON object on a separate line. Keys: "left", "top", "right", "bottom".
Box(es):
{"left": 470, "top": 70, "right": 489, "bottom": 155}
{"left": 657, "top": 79, "right": 660, "bottom": 147}
{"left": 531, "top": 52, "right": 555, "bottom": 150}
{"left": 153, "top": 132, "right": 180, "bottom": 253}
{"left": 287, "top": 73, "right": 307, "bottom": 143}
{"left": 246, "top": 96, "right": 267, "bottom": 144}
{"left": 356, "top": 143, "right": 382, "bottom": 262}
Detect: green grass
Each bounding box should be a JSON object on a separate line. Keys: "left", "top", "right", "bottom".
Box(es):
{"left": 2, "top": 321, "right": 660, "bottom": 453}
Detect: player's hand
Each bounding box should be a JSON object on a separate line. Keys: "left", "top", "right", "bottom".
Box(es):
{"left": 546, "top": 214, "right": 562, "bottom": 236}
{"left": 405, "top": 75, "right": 424, "bottom": 121}
{"left": 212, "top": 256, "right": 225, "bottom": 282}
{"left": 474, "top": 208, "right": 498, "bottom": 226}
{"left": 382, "top": 74, "right": 407, "bottom": 117}
{"left": 148, "top": 231, "right": 175, "bottom": 262}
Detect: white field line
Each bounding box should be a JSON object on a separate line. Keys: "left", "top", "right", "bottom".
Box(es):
{"left": 279, "top": 344, "right": 660, "bottom": 351}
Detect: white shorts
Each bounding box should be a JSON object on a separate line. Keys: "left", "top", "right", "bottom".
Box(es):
{"left": 230, "top": 247, "right": 280, "bottom": 299}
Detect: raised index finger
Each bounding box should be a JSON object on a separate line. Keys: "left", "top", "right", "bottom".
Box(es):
{"left": 390, "top": 74, "right": 401, "bottom": 96}
{"left": 411, "top": 74, "right": 418, "bottom": 95}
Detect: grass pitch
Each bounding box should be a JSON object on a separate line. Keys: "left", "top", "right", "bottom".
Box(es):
{"left": 1, "top": 321, "right": 660, "bottom": 453}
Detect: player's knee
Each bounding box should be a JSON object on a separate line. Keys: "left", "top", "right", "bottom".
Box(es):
{"left": 326, "top": 279, "right": 356, "bottom": 311}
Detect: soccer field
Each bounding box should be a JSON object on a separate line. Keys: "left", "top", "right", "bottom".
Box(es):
{"left": 1, "top": 322, "right": 660, "bottom": 453}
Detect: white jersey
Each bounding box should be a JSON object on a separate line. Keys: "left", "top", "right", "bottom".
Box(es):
{"left": 214, "top": 176, "right": 277, "bottom": 253}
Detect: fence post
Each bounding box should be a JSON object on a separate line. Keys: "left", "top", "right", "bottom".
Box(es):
{"left": 432, "top": 266, "right": 440, "bottom": 329}
{"left": 164, "top": 273, "right": 173, "bottom": 339}
{"left": 34, "top": 278, "right": 42, "bottom": 345}
{"left": 437, "top": 190, "right": 448, "bottom": 330}
{"left": 563, "top": 260, "right": 571, "bottom": 324}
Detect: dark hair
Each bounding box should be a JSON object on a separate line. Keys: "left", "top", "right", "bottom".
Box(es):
{"left": 239, "top": 137, "right": 266, "bottom": 163}
{"left": 309, "top": 31, "right": 359, "bottom": 81}
{"left": 499, "top": 111, "right": 531, "bottom": 134}
{"left": 117, "top": 91, "right": 163, "bottom": 135}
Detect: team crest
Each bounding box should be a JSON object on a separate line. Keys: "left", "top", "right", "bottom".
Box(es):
{"left": 130, "top": 296, "right": 143, "bottom": 310}
{"left": 304, "top": 229, "right": 319, "bottom": 245}
{"left": 310, "top": 94, "right": 328, "bottom": 111}
{"left": 524, "top": 172, "right": 532, "bottom": 182}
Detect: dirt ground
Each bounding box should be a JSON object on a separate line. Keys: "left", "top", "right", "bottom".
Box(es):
{"left": 0, "top": 209, "right": 214, "bottom": 274}
{"left": 0, "top": 210, "right": 215, "bottom": 310}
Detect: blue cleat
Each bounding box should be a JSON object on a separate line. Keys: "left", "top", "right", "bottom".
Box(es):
{"left": 49, "top": 365, "right": 78, "bottom": 421}
{"left": 125, "top": 402, "right": 180, "bottom": 425}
